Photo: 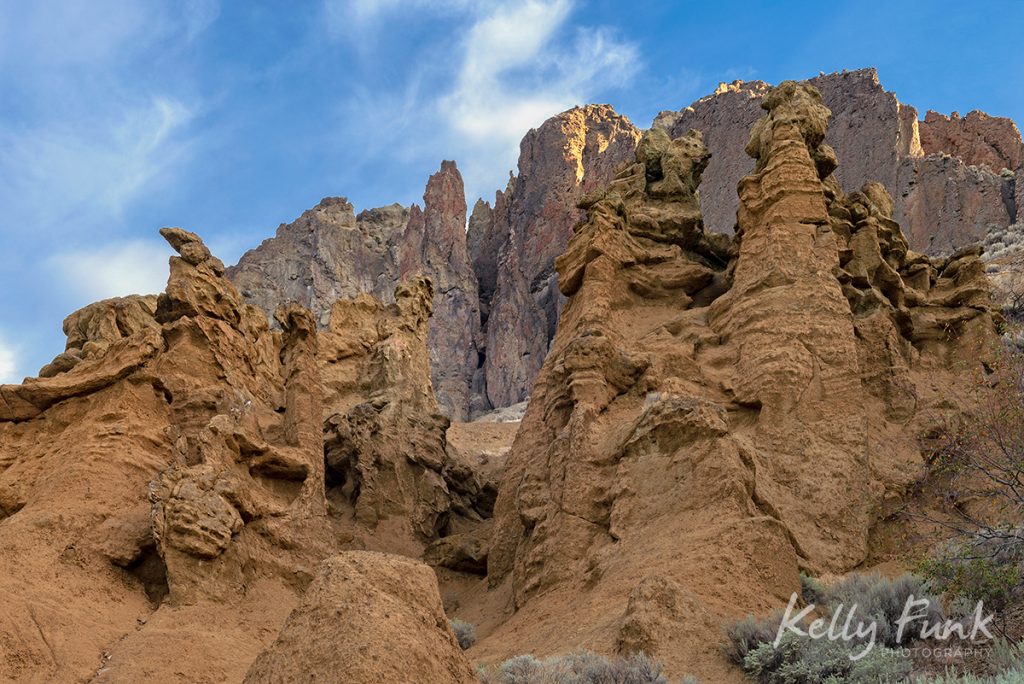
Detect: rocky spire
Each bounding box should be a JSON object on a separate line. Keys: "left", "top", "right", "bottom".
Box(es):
{"left": 399, "top": 160, "right": 482, "bottom": 421}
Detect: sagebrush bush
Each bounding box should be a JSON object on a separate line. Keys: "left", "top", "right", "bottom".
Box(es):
{"left": 919, "top": 535, "right": 1023, "bottom": 614}
{"left": 724, "top": 572, "right": 939, "bottom": 683}
{"left": 917, "top": 648, "right": 1024, "bottom": 684}
{"left": 722, "top": 613, "right": 783, "bottom": 665}
{"left": 743, "top": 631, "right": 911, "bottom": 684}
{"left": 476, "top": 650, "right": 678, "bottom": 684}
{"left": 820, "top": 572, "right": 944, "bottom": 647}
{"left": 450, "top": 618, "right": 477, "bottom": 650}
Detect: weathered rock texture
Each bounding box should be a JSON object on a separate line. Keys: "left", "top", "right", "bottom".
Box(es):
{"left": 655, "top": 68, "right": 1017, "bottom": 255}
{"left": 0, "top": 228, "right": 478, "bottom": 682}
{"left": 229, "top": 161, "right": 481, "bottom": 421}
{"left": 230, "top": 198, "right": 407, "bottom": 316}
{"left": 920, "top": 110, "right": 1024, "bottom": 171}
{"left": 229, "top": 71, "right": 1020, "bottom": 414}
{"left": 322, "top": 277, "right": 494, "bottom": 547}
{"left": 478, "top": 104, "right": 642, "bottom": 409}
{"left": 483, "top": 82, "right": 998, "bottom": 681}
{"left": 244, "top": 552, "right": 476, "bottom": 684}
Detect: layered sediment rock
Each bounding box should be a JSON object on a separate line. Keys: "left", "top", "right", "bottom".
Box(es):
{"left": 655, "top": 68, "right": 1016, "bottom": 256}
{"left": 0, "top": 228, "right": 478, "bottom": 682}
{"left": 322, "top": 277, "right": 493, "bottom": 545}
{"left": 228, "top": 71, "right": 1019, "bottom": 414}
{"left": 484, "top": 82, "right": 997, "bottom": 680}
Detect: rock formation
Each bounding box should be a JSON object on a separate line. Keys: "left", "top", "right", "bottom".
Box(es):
{"left": 0, "top": 227, "right": 480, "bottom": 682}
{"left": 228, "top": 161, "right": 482, "bottom": 421}
{"left": 321, "top": 276, "right": 493, "bottom": 547}
{"left": 228, "top": 71, "right": 1021, "bottom": 415}
{"left": 1, "top": 70, "right": 1018, "bottom": 683}
{"left": 483, "top": 82, "right": 998, "bottom": 680}
{"left": 655, "top": 68, "right": 1017, "bottom": 255}
{"left": 244, "top": 552, "right": 477, "bottom": 684}
{"left": 920, "top": 109, "right": 1024, "bottom": 171}
{"left": 230, "top": 197, "right": 407, "bottom": 318}
{"left": 397, "top": 161, "right": 483, "bottom": 420}
{"left": 476, "top": 104, "right": 641, "bottom": 409}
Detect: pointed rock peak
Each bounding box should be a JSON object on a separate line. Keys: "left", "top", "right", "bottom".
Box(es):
{"left": 156, "top": 227, "right": 248, "bottom": 326}
{"left": 435, "top": 159, "right": 460, "bottom": 176}
{"left": 424, "top": 160, "right": 466, "bottom": 206}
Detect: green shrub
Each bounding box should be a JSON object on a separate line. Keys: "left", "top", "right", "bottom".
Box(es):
{"left": 919, "top": 538, "right": 1022, "bottom": 614}
{"left": 450, "top": 618, "right": 477, "bottom": 650}
{"left": 820, "top": 572, "right": 944, "bottom": 647}
{"left": 743, "top": 631, "right": 911, "bottom": 684}
{"left": 725, "top": 573, "right": 937, "bottom": 682}
{"left": 722, "top": 613, "right": 783, "bottom": 665}
{"left": 477, "top": 650, "right": 673, "bottom": 684}
{"left": 799, "top": 573, "right": 825, "bottom": 606}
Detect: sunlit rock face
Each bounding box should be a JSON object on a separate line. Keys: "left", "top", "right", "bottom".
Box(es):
{"left": 655, "top": 68, "right": 1017, "bottom": 255}
{"left": 486, "top": 81, "right": 998, "bottom": 681}
{"left": 228, "top": 161, "right": 482, "bottom": 421}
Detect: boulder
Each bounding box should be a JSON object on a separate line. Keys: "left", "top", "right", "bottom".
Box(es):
{"left": 244, "top": 552, "right": 477, "bottom": 684}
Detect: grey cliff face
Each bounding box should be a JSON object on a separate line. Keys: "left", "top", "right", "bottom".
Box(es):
{"left": 230, "top": 70, "right": 1022, "bottom": 414}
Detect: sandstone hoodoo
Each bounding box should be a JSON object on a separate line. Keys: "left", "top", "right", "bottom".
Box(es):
{"left": 231, "top": 70, "right": 1020, "bottom": 417}
{"left": 0, "top": 228, "right": 481, "bottom": 682}
{"left": 656, "top": 68, "right": 1018, "bottom": 254}
{"left": 483, "top": 81, "right": 998, "bottom": 680}
{"left": 3, "top": 66, "right": 1019, "bottom": 682}
{"left": 476, "top": 105, "right": 642, "bottom": 411}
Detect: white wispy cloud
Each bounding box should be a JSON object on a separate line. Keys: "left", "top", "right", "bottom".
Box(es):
{"left": 0, "top": 98, "right": 195, "bottom": 233}
{"left": 323, "top": 0, "right": 476, "bottom": 38}
{"left": 325, "top": 0, "right": 640, "bottom": 203}
{"left": 0, "top": 335, "right": 18, "bottom": 385}
{"left": 0, "top": 2, "right": 213, "bottom": 241}
{"left": 440, "top": 0, "right": 639, "bottom": 199}
{"left": 47, "top": 241, "right": 173, "bottom": 306}
{"left": 443, "top": 2, "right": 638, "bottom": 141}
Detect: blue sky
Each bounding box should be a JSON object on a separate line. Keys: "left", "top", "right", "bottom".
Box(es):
{"left": 1, "top": 0, "right": 1022, "bottom": 382}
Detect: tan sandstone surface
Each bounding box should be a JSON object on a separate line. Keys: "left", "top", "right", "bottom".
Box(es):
{"left": 0, "top": 74, "right": 1012, "bottom": 683}
{"left": 476, "top": 81, "right": 998, "bottom": 681}
{"left": 0, "top": 228, "right": 480, "bottom": 683}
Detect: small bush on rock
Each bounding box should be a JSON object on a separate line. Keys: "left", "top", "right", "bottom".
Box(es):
{"left": 722, "top": 613, "right": 783, "bottom": 665}
{"left": 450, "top": 618, "right": 477, "bottom": 650}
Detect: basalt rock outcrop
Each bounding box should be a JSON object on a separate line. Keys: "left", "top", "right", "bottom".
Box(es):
{"left": 229, "top": 161, "right": 482, "bottom": 421}
{"left": 473, "top": 104, "right": 642, "bottom": 409}
{"left": 0, "top": 228, "right": 480, "bottom": 682}
{"left": 230, "top": 72, "right": 1020, "bottom": 415}
{"left": 399, "top": 161, "right": 484, "bottom": 421}
{"left": 483, "top": 82, "right": 998, "bottom": 680}
{"left": 655, "top": 68, "right": 1018, "bottom": 255}
{"left": 920, "top": 109, "right": 1024, "bottom": 171}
